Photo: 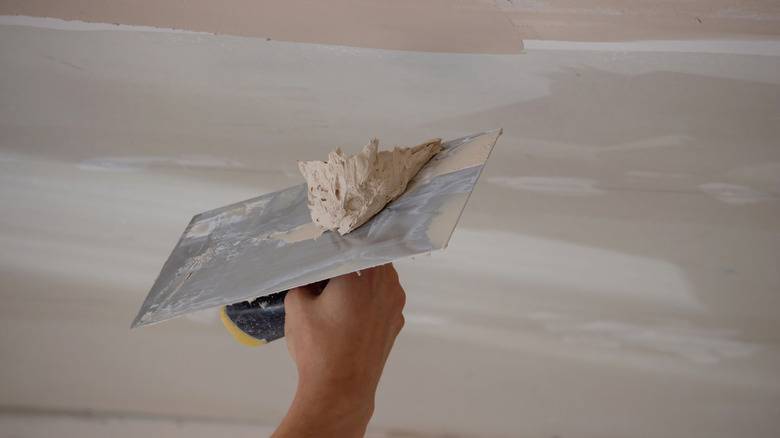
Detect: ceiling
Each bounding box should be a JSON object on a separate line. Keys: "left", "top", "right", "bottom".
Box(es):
{"left": 0, "top": 2, "right": 779, "bottom": 437}
{"left": 3, "top": 0, "right": 780, "bottom": 52}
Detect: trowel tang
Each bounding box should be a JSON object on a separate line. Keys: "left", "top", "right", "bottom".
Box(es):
{"left": 221, "top": 280, "right": 328, "bottom": 345}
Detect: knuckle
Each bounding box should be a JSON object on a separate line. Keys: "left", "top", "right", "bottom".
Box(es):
{"left": 387, "top": 264, "right": 399, "bottom": 281}
{"left": 396, "top": 288, "right": 406, "bottom": 310}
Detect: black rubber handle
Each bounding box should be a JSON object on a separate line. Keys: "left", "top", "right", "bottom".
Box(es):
{"left": 223, "top": 280, "right": 329, "bottom": 345}
{"left": 224, "top": 290, "right": 288, "bottom": 343}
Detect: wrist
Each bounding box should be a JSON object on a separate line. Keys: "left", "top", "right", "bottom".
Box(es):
{"left": 280, "top": 376, "right": 374, "bottom": 437}
{"left": 295, "top": 373, "right": 376, "bottom": 417}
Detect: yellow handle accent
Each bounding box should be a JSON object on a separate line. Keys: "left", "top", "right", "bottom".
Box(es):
{"left": 220, "top": 306, "right": 267, "bottom": 346}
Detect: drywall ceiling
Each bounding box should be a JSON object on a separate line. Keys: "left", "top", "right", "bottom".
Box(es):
{"left": 2, "top": 0, "right": 780, "bottom": 53}
{"left": 0, "top": 3, "right": 779, "bottom": 438}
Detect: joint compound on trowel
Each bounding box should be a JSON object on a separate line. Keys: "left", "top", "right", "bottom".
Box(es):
{"left": 298, "top": 138, "right": 443, "bottom": 235}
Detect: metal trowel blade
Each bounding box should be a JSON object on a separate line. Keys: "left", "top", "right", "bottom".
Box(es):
{"left": 131, "top": 129, "right": 502, "bottom": 328}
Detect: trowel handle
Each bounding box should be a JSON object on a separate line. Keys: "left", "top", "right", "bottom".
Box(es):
{"left": 220, "top": 280, "right": 328, "bottom": 346}
{"left": 221, "top": 290, "right": 288, "bottom": 345}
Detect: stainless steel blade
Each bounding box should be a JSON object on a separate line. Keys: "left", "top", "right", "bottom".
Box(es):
{"left": 132, "top": 129, "right": 501, "bottom": 328}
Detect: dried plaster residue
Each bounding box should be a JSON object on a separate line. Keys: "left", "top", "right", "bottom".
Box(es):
{"left": 298, "top": 138, "right": 442, "bottom": 235}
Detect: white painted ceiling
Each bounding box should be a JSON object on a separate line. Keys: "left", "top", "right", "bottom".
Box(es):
{"left": 1, "top": 2, "right": 779, "bottom": 437}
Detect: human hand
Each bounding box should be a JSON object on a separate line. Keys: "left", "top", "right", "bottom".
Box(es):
{"left": 272, "top": 263, "right": 405, "bottom": 437}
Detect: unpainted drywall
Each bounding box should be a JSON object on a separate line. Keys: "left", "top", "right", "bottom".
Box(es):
{"left": 2, "top": 0, "right": 780, "bottom": 53}
{"left": 1, "top": 16, "right": 779, "bottom": 437}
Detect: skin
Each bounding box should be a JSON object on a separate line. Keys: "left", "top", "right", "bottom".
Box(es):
{"left": 272, "top": 263, "right": 406, "bottom": 438}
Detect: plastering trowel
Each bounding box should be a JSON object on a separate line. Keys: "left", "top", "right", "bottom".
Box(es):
{"left": 131, "top": 129, "right": 502, "bottom": 344}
